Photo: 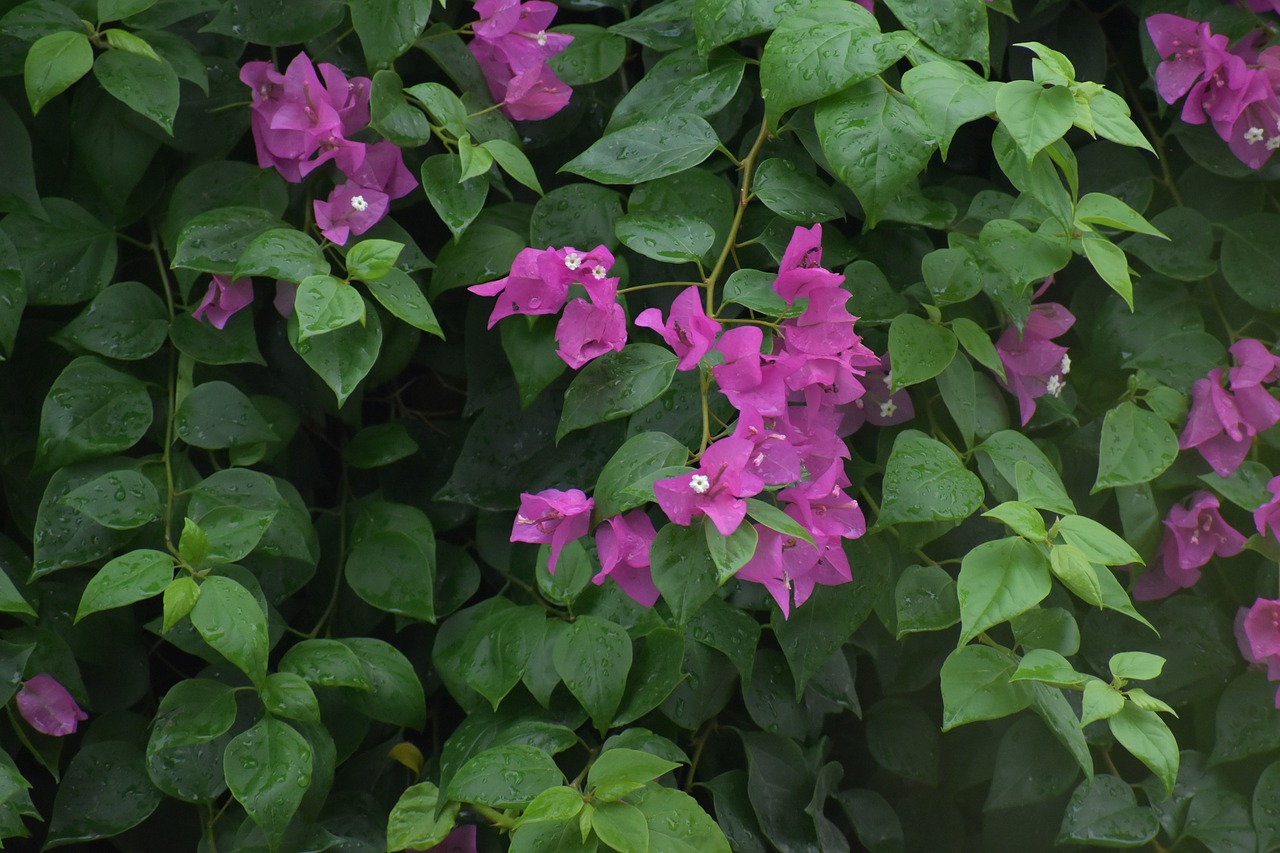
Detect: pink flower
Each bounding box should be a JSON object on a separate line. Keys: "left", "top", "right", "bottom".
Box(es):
{"left": 554, "top": 281, "right": 627, "bottom": 369}
{"left": 839, "top": 354, "right": 914, "bottom": 434}
{"left": 1146, "top": 15, "right": 1232, "bottom": 108}
{"left": 995, "top": 300, "right": 1075, "bottom": 425}
{"left": 736, "top": 524, "right": 852, "bottom": 619}
{"left": 314, "top": 183, "right": 389, "bottom": 246}
{"left": 467, "top": 0, "right": 574, "bottom": 121}
{"left": 653, "top": 437, "right": 764, "bottom": 535}
{"left": 773, "top": 224, "right": 843, "bottom": 304}
{"left": 594, "top": 511, "right": 660, "bottom": 607}
{"left": 1235, "top": 598, "right": 1280, "bottom": 707}
{"left": 1134, "top": 491, "right": 1246, "bottom": 600}
{"left": 193, "top": 274, "right": 254, "bottom": 329}
{"left": 634, "top": 286, "right": 721, "bottom": 371}
{"left": 469, "top": 245, "right": 614, "bottom": 329}
{"left": 1255, "top": 476, "right": 1280, "bottom": 539}
{"left": 16, "top": 674, "right": 87, "bottom": 736}
{"left": 510, "top": 488, "right": 593, "bottom": 574}
{"left": 1181, "top": 342, "right": 1280, "bottom": 476}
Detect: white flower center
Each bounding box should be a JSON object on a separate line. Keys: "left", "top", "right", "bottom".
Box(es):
{"left": 1246, "top": 127, "right": 1265, "bottom": 144}
{"left": 879, "top": 400, "right": 897, "bottom": 418}
{"left": 591, "top": 264, "right": 607, "bottom": 280}
{"left": 350, "top": 194, "right": 368, "bottom": 212}
{"left": 536, "top": 29, "right": 547, "bottom": 45}
{"left": 1267, "top": 136, "right": 1280, "bottom": 151}
{"left": 1060, "top": 353, "right": 1071, "bottom": 375}
{"left": 1046, "top": 374, "right": 1064, "bottom": 397}
{"left": 882, "top": 372, "right": 892, "bottom": 388}
{"left": 689, "top": 474, "right": 711, "bottom": 494}
{"left": 564, "top": 252, "right": 582, "bottom": 270}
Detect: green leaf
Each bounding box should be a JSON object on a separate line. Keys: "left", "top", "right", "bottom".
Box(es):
{"left": 388, "top": 783, "right": 458, "bottom": 852}
{"left": 224, "top": 717, "right": 312, "bottom": 849}
{"left": 950, "top": 316, "right": 1004, "bottom": 380}
{"left": 1057, "top": 775, "right": 1159, "bottom": 847}
{"left": 740, "top": 732, "right": 820, "bottom": 852}
{"left": 759, "top": 0, "right": 909, "bottom": 127}
{"left": 1109, "top": 651, "right": 1165, "bottom": 682}
{"left": 337, "top": 637, "right": 425, "bottom": 728}
{"left": 592, "top": 802, "right": 649, "bottom": 853}
{"left": 233, "top": 228, "right": 327, "bottom": 283}
{"left": 1211, "top": 671, "right": 1280, "bottom": 764}
{"left": 588, "top": 749, "right": 681, "bottom": 803}
{"left": 260, "top": 672, "right": 319, "bottom": 723}
{"left": 1056, "top": 515, "right": 1141, "bottom": 566}
{"left": 1089, "top": 88, "right": 1155, "bottom": 153}
{"left": 894, "top": 563, "right": 960, "bottom": 636}
{"left": 1082, "top": 232, "right": 1135, "bottom": 310}
{"left": 76, "top": 549, "right": 173, "bottom": 622}
{"left": 957, "top": 537, "right": 1052, "bottom": 645}
{"left": 62, "top": 469, "right": 160, "bottom": 530}
{"left": 190, "top": 575, "right": 268, "bottom": 687}
{"left": 877, "top": 430, "right": 984, "bottom": 526}
{"left": 558, "top": 345, "right": 679, "bottom": 441}
{"left": 723, "top": 269, "right": 789, "bottom": 315}
{"left": 562, "top": 114, "right": 720, "bottom": 184}
{"left": 175, "top": 381, "right": 277, "bottom": 450}
{"left": 25, "top": 30, "right": 92, "bottom": 115}
{"left": 1220, "top": 213, "right": 1280, "bottom": 311}
{"left": 744, "top": 498, "right": 814, "bottom": 546}
{"left": 99, "top": 0, "right": 159, "bottom": 21}
{"left": 612, "top": 628, "right": 685, "bottom": 725}
{"left": 56, "top": 281, "right": 167, "bottom": 361}
{"left": 693, "top": 0, "right": 806, "bottom": 57}
{"left": 751, "top": 158, "right": 844, "bottom": 223}
{"left": 635, "top": 783, "right": 730, "bottom": 853}
{"left": 772, "top": 568, "right": 878, "bottom": 694}
{"left": 346, "top": 513, "right": 437, "bottom": 624}
{"left": 173, "top": 206, "right": 286, "bottom": 275}
{"left": 985, "top": 715, "right": 1080, "bottom": 810}
{"left": 608, "top": 47, "right": 745, "bottom": 133}
{"left": 704, "top": 520, "right": 757, "bottom": 585}
{"left": 685, "top": 596, "right": 760, "bottom": 687}
{"left": 294, "top": 275, "right": 366, "bottom": 341}
{"left": 36, "top": 356, "right": 153, "bottom": 472}
{"left": 348, "top": 0, "right": 430, "bottom": 68}
{"left": 449, "top": 745, "right": 563, "bottom": 808}
{"left": 460, "top": 605, "right": 544, "bottom": 709}
{"left": 554, "top": 615, "right": 632, "bottom": 733}
{"left": 1109, "top": 704, "right": 1179, "bottom": 798}
{"left": 3, "top": 198, "right": 117, "bottom": 305}
{"left": 939, "top": 644, "right": 1032, "bottom": 730}
{"left": 902, "top": 61, "right": 999, "bottom": 159}
{"left": 422, "top": 153, "right": 489, "bottom": 240}
{"left": 1075, "top": 193, "right": 1165, "bottom": 237}
{"left": 548, "top": 24, "right": 626, "bottom": 85}
{"left": 649, "top": 523, "right": 719, "bottom": 624}
{"left": 1049, "top": 544, "right": 1104, "bottom": 608}
{"left": 405, "top": 81, "right": 468, "bottom": 136}
{"left": 369, "top": 69, "right": 433, "bottom": 146}
{"left": 615, "top": 214, "right": 714, "bottom": 264}
{"left": 887, "top": 315, "right": 957, "bottom": 390}
{"left": 278, "top": 639, "right": 372, "bottom": 690}
{"left": 146, "top": 679, "right": 236, "bottom": 801}
{"left": 995, "top": 81, "right": 1075, "bottom": 161}
{"left": 161, "top": 576, "right": 199, "bottom": 634}
{"left": 45, "top": 741, "right": 161, "bottom": 848}
{"left": 881, "top": 0, "right": 989, "bottom": 69}
{"left": 608, "top": 0, "right": 695, "bottom": 50}
{"left": 1029, "top": 681, "right": 1092, "bottom": 779}
{"left": 201, "top": 0, "right": 343, "bottom": 44}
{"left": 1009, "top": 648, "right": 1087, "bottom": 688}
{"left": 344, "top": 422, "right": 418, "bottom": 469}
{"left": 482, "top": 139, "right": 544, "bottom": 195}
{"left": 501, "top": 315, "right": 567, "bottom": 408}
{"left": 530, "top": 184, "right": 623, "bottom": 252}
{"left": 93, "top": 48, "right": 178, "bottom": 133}
{"left": 983, "top": 501, "right": 1047, "bottom": 540}
{"left": 0, "top": 96, "right": 44, "bottom": 219}
{"left": 816, "top": 79, "right": 936, "bottom": 227}
{"left": 365, "top": 268, "right": 443, "bottom": 338}
{"left": 1255, "top": 762, "right": 1280, "bottom": 853}
{"left": 287, "top": 304, "right": 383, "bottom": 406}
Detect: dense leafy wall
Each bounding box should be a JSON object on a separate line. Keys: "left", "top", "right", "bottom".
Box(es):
{"left": 2, "top": 0, "right": 1280, "bottom": 850}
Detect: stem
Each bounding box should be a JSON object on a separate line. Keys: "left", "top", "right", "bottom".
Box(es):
{"left": 149, "top": 223, "right": 181, "bottom": 557}
{"left": 704, "top": 119, "right": 771, "bottom": 312}
{"left": 306, "top": 467, "right": 351, "bottom": 638}
{"left": 470, "top": 803, "right": 517, "bottom": 831}
{"left": 617, "top": 280, "right": 702, "bottom": 295}
{"left": 202, "top": 802, "right": 219, "bottom": 853}
{"left": 699, "top": 369, "right": 712, "bottom": 453}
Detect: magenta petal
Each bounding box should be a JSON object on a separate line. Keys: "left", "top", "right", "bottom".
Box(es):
{"left": 16, "top": 674, "right": 87, "bottom": 736}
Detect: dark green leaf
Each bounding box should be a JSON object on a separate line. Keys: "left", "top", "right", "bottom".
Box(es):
{"left": 176, "top": 381, "right": 277, "bottom": 450}
{"left": 422, "top": 153, "right": 489, "bottom": 240}
{"left": 558, "top": 345, "right": 679, "bottom": 441}
{"left": 887, "top": 315, "right": 957, "bottom": 390}
{"left": 93, "top": 49, "right": 178, "bottom": 133}
{"left": 62, "top": 469, "right": 160, "bottom": 530}
{"left": 649, "top": 523, "right": 719, "bottom": 624}
{"left": 24, "top": 30, "right": 91, "bottom": 115}
{"left": 877, "top": 430, "right": 983, "bottom": 526}
{"left": 36, "top": 357, "right": 152, "bottom": 472}
{"left": 615, "top": 214, "right": 714, "bottom": 263}
{"left": 1057, "top": 775, "right": 1159, "bottom": 847}
{"left": 2, "top": 198, "right": 117, "bottom": 305}
{"left": 287, "top": 304, "right": 383, "bottom": 406}
{"left": 348, "top": 0, "right": 430, "bottom": 68}
{"left": 554, "top": 614, "right": 632, "bottom": 732}
{"left": 45, "top": 741, "right": 161, "bottom": 848}
{"left": 76, "top": 549, "right": 172, "bottom": 622}
{"left": 448, "top": 745, "right": 563, "bottom": 808}
{"left": 561, "top": 114, "right": 720, "bottom": 184}
{"left": 224, "top": 717, "right": 312, "bottom": 848}
{"left": 338, "top": 637, "right": 425, "bottom": 728}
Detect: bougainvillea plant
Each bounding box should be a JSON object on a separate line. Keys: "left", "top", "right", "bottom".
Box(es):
{"left": 5, "top": 0, "right": 1280, "bottom": 849}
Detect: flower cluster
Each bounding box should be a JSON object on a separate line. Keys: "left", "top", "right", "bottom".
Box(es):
{"left": 505, "top": 225, "right": 899, "bottom": 618}
{"left": 1236, "top": 598, "right": 1280, "bottom": 707}
{"left": 468, "top": 244, "right": 624, "bottom": 368}
{"left": 1180, "top": 338, "right": 1280, "bottom": 476}
{"left": 994, "top": 294, "right": 1075, "bottom": 425}
{"left": 1134, "top": 491, "right": 1246, "bottom": 600}
{"left": 468, "top": 0, "right": 574, "bottom": 121}
{"left": 1147, "top": 13, "right": 1280, "bottom": 169}
{"left": 240, "top": 52, "right": 416, "bottom": 246}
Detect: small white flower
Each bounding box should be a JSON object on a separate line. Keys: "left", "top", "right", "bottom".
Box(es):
{"left": 1246, "top": 126, "right": 1265, "bottom": 144}
{"left": 350, "top": 194, "right": 368, "bottom": 212}
{"left": 536, "top": 29, "right": 547, "bottom": 45}
{"left": 1268, "top": 135, "right": 1280, "bottom": 151}
{"left": 689, "top": 474, "right": 711, "bottom": 494}
{"left": 564, "top": 252, "right": 583, "bottom": 270}
{"left": 591, "top": 264, "right": 608, "bottom": 280}
{"left": 882, "top": 371, "right": 893, "bottom": 388}
{"left": 1046, "top": 374, "right": 1064, "bottom": 397}
{"left": 1060, "top": 353, "right": 1071, "bottom": 375}
{"left": 879, "top": 400, "right": 897, "bottom": 419}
